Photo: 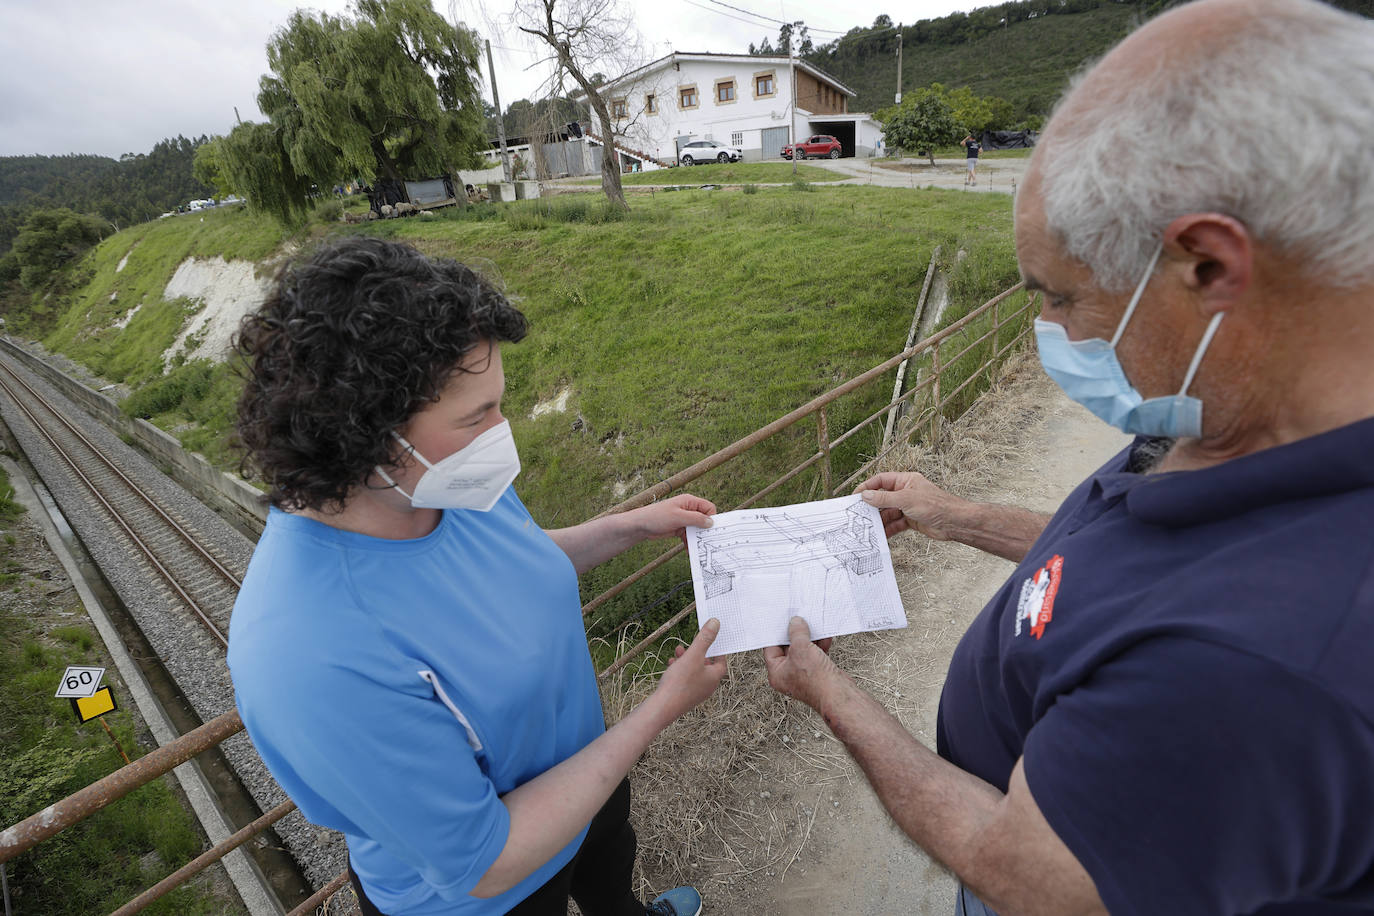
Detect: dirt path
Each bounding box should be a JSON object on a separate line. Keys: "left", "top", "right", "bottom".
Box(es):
{"left": 627, "top": 356, "right": 1130, "bottom": 914}
{"left": 807, "top": 154, "right": 1030, "bottom": 194}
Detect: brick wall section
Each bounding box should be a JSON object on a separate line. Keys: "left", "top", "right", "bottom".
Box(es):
{"left": 796, "top": 72, "right": 847, "bottom": 115}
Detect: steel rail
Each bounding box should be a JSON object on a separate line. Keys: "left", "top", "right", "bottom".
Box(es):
{"left": 0, "top": 360, "right": 232, "bottom": 647}
{"left": 0, "top": 355, "right": 242, "bottom": 588}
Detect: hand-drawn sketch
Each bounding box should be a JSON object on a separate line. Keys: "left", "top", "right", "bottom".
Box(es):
{"left": 687, "top": 495, "right": 907, "bottom": 656}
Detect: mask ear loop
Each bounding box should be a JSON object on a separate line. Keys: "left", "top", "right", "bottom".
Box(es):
{"left": 1110, "top": 244, "right": 1165, "bottom": 348}
{"left": 373, "top": 431, "right": 430, "bottom": 501}
{"left": 1177, "top": 311, "right": 1225, "bottom": 396}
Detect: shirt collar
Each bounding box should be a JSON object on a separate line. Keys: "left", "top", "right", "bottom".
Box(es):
{"left": 1099, "top": 416, "right": 1374, "bottom": 528}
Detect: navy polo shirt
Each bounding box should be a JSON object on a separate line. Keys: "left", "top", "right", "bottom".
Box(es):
{"left": 937, "top": 417, "right": 1374, "bottom": 915}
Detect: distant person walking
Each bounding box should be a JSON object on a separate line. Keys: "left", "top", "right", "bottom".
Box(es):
{"left": 961, "top": 132, "right": 982, "bottom": 185}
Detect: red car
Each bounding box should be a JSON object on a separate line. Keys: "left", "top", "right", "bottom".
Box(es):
{"left": 781, "top": 135, "right": 844, "bottom": 160}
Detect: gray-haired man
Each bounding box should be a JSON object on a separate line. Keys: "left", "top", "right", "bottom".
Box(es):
{"left": 765, "top": 1, "right": 1374, "bottom": 914}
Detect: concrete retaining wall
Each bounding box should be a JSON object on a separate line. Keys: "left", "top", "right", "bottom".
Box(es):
{"left": 0, "top": 337, "right": 268, "bottom": 535}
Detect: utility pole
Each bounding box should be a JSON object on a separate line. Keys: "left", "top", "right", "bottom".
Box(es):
{"left": 485, "top": 39, "right": 512, "bottom": 183}
{"left": 789, "top": 22, "right": 800, "bottom": 176}
{"left": 234, "top": 106, "right": 242, "bottom": 126}
{"left": 895, "top": 25, "right": 903, "bottom": 105}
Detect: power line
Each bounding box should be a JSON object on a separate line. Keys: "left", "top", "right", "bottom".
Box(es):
{"left": 695, "top": 0, "right": 851, "bottom": 44}
{"left": 705, "top": 0, "right": 789, "bottom": 27}
{"left": 684, "top": 0, "right": 780, "bottom": 30}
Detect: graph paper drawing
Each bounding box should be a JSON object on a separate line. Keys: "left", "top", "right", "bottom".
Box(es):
{"left": 686, "top": 495, "right": 907, "bottom": 656}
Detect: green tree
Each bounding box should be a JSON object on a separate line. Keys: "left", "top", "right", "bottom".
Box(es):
{"left": 877, "top": 86, "right": 958, "bottom": 164}
{"left": 944, "top": 86, "right": 1017, "bottom": 134}
{"left": 257, "top": 0, "right": 487, "bottom": 189}
{"left": 192, "top": 139, "right": 234, "bottom": 199}
{"left": 9, "top": 208, "right": 111, "bottom": 290}
{"left": 217, "top": 122, "right": 316, "bottom": 227}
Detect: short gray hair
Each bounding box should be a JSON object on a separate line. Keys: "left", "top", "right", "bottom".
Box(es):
{"left": 1037, "top": 0, "right": 1374, "bottom": 291}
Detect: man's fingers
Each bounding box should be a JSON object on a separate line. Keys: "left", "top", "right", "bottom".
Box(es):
{"left": 687, "top": 512, "right": 714, "bottom": 529}
{"left": 859, "top": 488, "right": 903, "bottom": 510}
{"left": 787, "top": 616, "right": 813, "bottom": 644}
{"left": 674, "top": 493, "right": 718, "bottom": 518}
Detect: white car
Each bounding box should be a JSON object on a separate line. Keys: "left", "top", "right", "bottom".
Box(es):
{"left": 679, "top": 140, "right": 743, "bottom": 165}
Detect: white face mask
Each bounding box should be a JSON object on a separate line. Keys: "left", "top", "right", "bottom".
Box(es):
{"left": 374, "top": 419, "right": 521, "bottom": 512}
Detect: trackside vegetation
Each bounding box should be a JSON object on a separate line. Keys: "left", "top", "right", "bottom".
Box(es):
{"left": 0, "top": 465, "right": 243, "bottom": 915}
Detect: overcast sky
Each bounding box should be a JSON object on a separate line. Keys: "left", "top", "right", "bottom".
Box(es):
{"left": 0, "top": 0, "right": 986, "bottom": 158}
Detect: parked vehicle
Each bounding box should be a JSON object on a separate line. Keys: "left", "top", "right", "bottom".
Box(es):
{"left": 679, "top": 140, "right": 743, "bottom": 165}
{"left": 781, "top": 135, "right": 844, "bottom": 160}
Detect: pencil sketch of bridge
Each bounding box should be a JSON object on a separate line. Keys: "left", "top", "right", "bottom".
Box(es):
{"left": 693, "top": 502, "right": 883, "bottom": 630}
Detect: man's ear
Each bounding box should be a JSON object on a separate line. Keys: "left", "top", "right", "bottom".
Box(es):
{"left": 1162, "top": 213, "right": 1253, "bottom": 311}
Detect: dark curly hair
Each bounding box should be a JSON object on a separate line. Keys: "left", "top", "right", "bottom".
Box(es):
{"left": 234, "top": 237, "right": 528, "bottom": 511}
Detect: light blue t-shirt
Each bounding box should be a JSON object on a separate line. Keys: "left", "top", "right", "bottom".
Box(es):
{"left": 227, "top": 489, "right": 606, "bottom": 914}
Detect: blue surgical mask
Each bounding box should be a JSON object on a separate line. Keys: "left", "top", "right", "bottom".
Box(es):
{"left": 1033, "top": 244, "right": 1225, "bottom": 438}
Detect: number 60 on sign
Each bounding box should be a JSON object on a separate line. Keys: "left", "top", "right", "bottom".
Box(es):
{"left": 55, "top": 665, "right": 106, "bottom": 699}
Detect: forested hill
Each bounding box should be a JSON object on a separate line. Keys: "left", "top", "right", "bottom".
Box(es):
{"left": 0, "top": 136, "right": 213, "bottom": 253}
{"left": 794, "top": 0, "right": 1374, "bottom": 119}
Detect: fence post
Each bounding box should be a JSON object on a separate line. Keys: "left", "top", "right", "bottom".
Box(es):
{"left": 992, "top": 291, "right": 1002, "bottom": 361}
{"left": 817, "top": 407, "right": 833, "bottom": 496}
{"left": 929, "top": 340, "right": 942, "bottom": 445}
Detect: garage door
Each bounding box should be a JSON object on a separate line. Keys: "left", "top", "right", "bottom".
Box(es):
{"left": 761, "top": 126, "right": 789, "bottom": 159}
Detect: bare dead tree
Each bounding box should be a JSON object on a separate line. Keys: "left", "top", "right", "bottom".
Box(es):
{"left": 514, "top": 0, "right": 643, "bottom": 210}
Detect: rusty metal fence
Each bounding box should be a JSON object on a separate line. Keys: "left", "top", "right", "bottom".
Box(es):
{"left": 0, "top": 282, "right": 1036, "bottom": 915}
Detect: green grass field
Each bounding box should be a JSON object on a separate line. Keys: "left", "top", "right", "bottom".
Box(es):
{"left": 573, "top": 161, "right": 842, "bottom": 186}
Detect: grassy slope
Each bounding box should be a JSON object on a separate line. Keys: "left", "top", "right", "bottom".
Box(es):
{"left": 334, "top": 189, "right": 1023, "bottom": 647}
{"left": 29, "top": 186, "right": 1024, "bottom": 653}
{"left": 43, "top": 205, "right": 286, "bottom": 386}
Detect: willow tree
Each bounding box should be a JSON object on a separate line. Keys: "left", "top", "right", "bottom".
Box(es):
{"left": 257, "top": 0, "right": 487, "bottom": 190}
{"left": 208, "top": 122, "right": 316, "bottom": 226}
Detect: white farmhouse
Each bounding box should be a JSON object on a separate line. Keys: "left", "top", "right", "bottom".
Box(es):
{"left": 586, "top": 52, "right": 884, "bottom": 167}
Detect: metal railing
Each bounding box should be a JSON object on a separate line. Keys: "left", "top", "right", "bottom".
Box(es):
{"left": 0, "top": 281, "right": 1036, "bottom": 915}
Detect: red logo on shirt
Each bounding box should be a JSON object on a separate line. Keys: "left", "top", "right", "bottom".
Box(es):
{"left": 1015, "top": 554, "right": 1063, "bottom": 640}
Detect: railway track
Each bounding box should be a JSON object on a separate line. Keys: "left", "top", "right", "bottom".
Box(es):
{"left": 0, "top": 346, "right": 345, "bottom": 911}
{"left": 0, "top": 354, "right": 242, "bottom": 648}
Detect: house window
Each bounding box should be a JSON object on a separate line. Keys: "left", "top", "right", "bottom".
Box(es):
{"left": 716, "top": 80, "right": 736, "bottom": 103}
{"left": 756, "top": 74, "right": 775, "bottom": 96}
{"left": 679, "top": 86, "right": 698, "bottom": 109}
{"left": 612, "top": 98, "right": 627, "bottom": 119}
{"left": 645, "top": 93, "right": 657, "bottom": 114}
{"left": 731, "top": 131, "right": 743, "bottom": 146}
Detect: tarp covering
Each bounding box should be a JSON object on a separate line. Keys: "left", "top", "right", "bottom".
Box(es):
{"left": 366, "top": 176, "right": 457, "bottom": 213}
{"left": 980, "top": 129, "right": 1039, "bottom": 150}
{"left": 405, "top": 178, "right": 452, "bottom": 206}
